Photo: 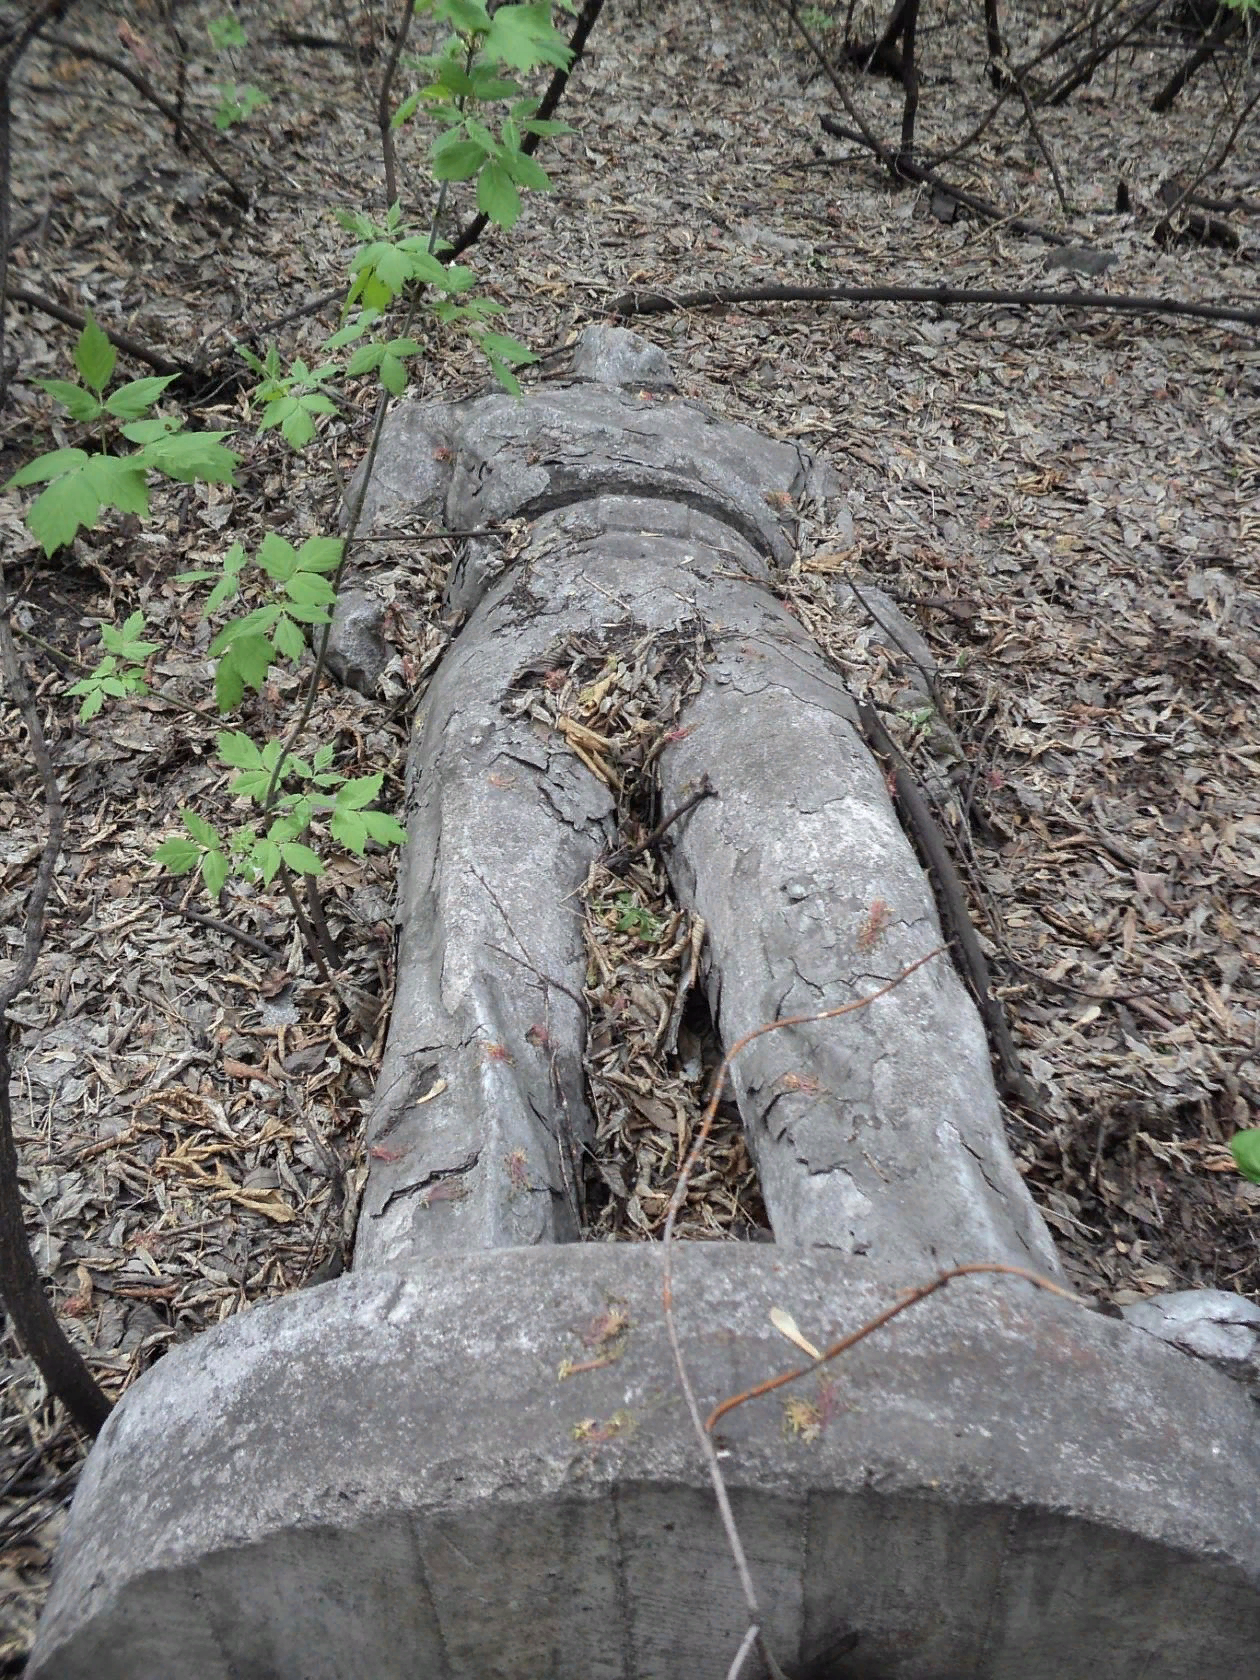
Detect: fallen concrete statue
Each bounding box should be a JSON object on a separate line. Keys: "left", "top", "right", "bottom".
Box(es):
{"left": 28, "top": 328, "right": 1260, "bottom": 1680}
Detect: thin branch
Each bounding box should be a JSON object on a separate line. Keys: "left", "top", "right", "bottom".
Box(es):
{"left": 43, "top": 32, "right": 251, "bottom": 206}
{"left": 705, "top": 1261, "right": 1082, "bottom": 1433}
{"left": 1151, "top": 4, "right": 1239, "bottom": 113}
{"left": 607, "top": 279, "right": 1260, "bottom": 330}
{"left": 821, "top": 115, "right": 1073, "bottom": 243}
{"left": 1043, "top": 0, "right": 1168, "bottom": 107}
{"left": 855, "top": 701, "right": 1040, "bottom": 1108}
{"left": 0, "top": 576, "right": 112, "bottom": 1437}
{"left": 768, "top": 0, "right": 896, "bottom": 177}
{"left": 0, "top": 0, "right": 76, "bottom": 407}
{"left": 5, "top": 280, "right": 188, "bottom": 374}
{"left": 602, "top": 775, "right": 718, "bottom": 870}
{"left": 1009, "top": 60, "right": 1071, "bottom": 214}
{"left": 661, "top": 948, "right": 944, "bottom": 1680}
{"left": 377, "top": 0, "right": 417, "bottom": 208}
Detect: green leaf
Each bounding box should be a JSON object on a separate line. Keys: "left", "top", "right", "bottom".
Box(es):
{"left": 521, "top": 117, "right": 573, "bottom": 138}
{"left": 182, "top": 808, "right": 221, "bottom": 849}
{"left": 431, "top": 136, "right": 489, "bottom": 183}
{"left": 463, "top": 115, "right": 497, "bottom": 155}
{"left": 296, "top": 536, "right": 343, "bottom": 574}
{"left": 280, "top": 404, "right": 317, "bottom": 449}
{"left": 101, "top": 613, "right": 157, "bottom": 659}
{"left": 104, "top": 375, "right": 178, "bottom": 419}
{"left": 437, "top": 262, "right": 476, "bottom": 295}
{"left": 76, "top": 684, "right": 105, "bottom": 720}
{"left": 280, "top": 841, "right": 324, "bottom": 877}
{"left": 74, "top": 312, "right": 116, "bottom": 394}
{"left": 84, "top": 454, "right": 150, "bottom": 516}
{"left": 206, "top": 572, "right": 242, "bottom": 613}
{"left": 202, "top": 849, "right": 230, "bottom": 897}
{"left": 335, "top": 773, "right": 384, "bottom": 811}
{"left": 253, "top": 838, "right": 282, "bottom": 884}
{"left": 331, "top": 810, "right": 368, "bottom": 854}
{"left": 285, "top": 572, "right": 337, "bottom": 609}
{"left": 218, "top": 731, "right": 263, "bottom": 770}
{"left": 346, "top": 343, "right": 385, "bottom": 377}
{"left": 362, "top": 809, "right": 408, "bottom": 847}
{"left": 279, "top": 601, "right": 330, "bottom": 627}
{"left": 258, "top": 531, "right": 298, "bottom": 581}
{"left": 271, "top": 615, "right": 307, "bottom": 661}
{"left": 439, "top": 0, "right": 493, "bottom": 33}
{"left": 39, "top": 379, "right": 101, "bottom": 422}
{"left": 139, "top": 431, "right": 238, "bottom": 484}
{"left": 481, "top": 331, "right": 537, "bottom": 369}
{"left": 470, "top": 68, "right": 521, "bottom": 100}
{"left": 230, "top": 768, "right": 272, "bottom": 799}
{"left": 334, "top": 208, "right": 375, "bottom": 239}
{"left": 391, "top": 89, "right": 425, "bottom": 128}
{"left": 207, "top": 15, "right": 247, "bottom": 48}
{"left": 154, "top": 835, "right": 201, "bottom": 874}
{"left": 476, "top": 162, "right": 522, "bottom": 229}
{"left": 122, "top": 417, "right": 181, "bottom": 445}
{"left": 210, "top": 605, "right": 281, "bottom": 653}
{"left": 25, "top": 470, "right": 101, "bottom": 555}
{"left": 433, "top": 60, "right": 476, "bottom": 97}
{"left": 325, "top": 308, "right": 379, "bottom": 350}
{"left": 1230, "top": 1130, "right": 1260, "bottom": 1184}
{"left": 6, "top": 448, "right": 89, "bottom": 489}
{"left": 503, "top": 149, "right": 551, "bottom": 192}
{"left": 396, "top": 243, "right": 451, "bottom": 288}
{"left": 380, "top": 352, "right": 408, "bottom": 395}
{"left": 374, "top": 245, "right": 411, "bottom": 297}
{"left": 215, "top": 635, "right": 274, "bottom": 707}
{"left": 483, "top": 3, "right": 573, "bottom": 71}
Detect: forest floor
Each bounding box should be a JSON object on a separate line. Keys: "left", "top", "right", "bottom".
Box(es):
{"left": 1, "top": 0, "right": 1258, "bottom": 1666}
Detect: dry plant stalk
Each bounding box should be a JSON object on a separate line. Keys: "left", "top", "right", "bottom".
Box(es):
{"left": 659, "top": 947, "right": 945, "bottom": 1680}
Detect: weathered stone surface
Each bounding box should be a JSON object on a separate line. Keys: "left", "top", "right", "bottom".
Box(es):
{"left": 357, "top": 330, "right": 1058, "bottom": 1274}
{"left": 28, "top": 1248, "right": 1260, "bottom": 1680}
{"left": 322, "top": 585, "right": 390, "bottom": 695}
{"left": 571, "top": 322, "right": 677, "bottom": 388}
{"left": 1123, "top": 1288, "right": 1260, "bottom": 1394}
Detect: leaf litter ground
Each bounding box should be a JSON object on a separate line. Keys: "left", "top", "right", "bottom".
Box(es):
{"left": 1, "top": 0, "right": 1257, "bottom": 1664}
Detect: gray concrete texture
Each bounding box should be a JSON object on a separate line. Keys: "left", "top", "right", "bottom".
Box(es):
{"left": 29, "top": 329, "right": 1260, "bottom": 1677}
{"left": 27, "top": 1249, "right": 1260, "bottom": 1680}
{"left": 355, "top": 341, "right": 1058, "bottom": 1279}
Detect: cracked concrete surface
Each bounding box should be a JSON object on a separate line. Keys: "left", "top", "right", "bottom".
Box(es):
{"left": 28, "top": 328, "right": 1260, "bottom": 1680}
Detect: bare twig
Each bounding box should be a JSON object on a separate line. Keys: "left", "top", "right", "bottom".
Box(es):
{"left": 855, "top": 701, "right": 1041, "bottom": 1109}
{"left": 377, "top": 0, "right": 417, "bottom": 207}
{"left": 1151, "top": 4, "right": 1240, "bottom": 113}
{"left": 4, "top": 280, "right": 188, "bottom": 375}
{"left": 43, "top": 32, "right": 251, "bottom": 205}
{"left": 0, "top": 0, "right": 76, "bottom": 405}
{"left": 1008, "top": 60, "right": 1071, "bottom": 214}
{"left": 156, "top": 899, "right": 282, "bottom": 962}
{"left": 661, "top": 948, "right": 944, "bottom": 1680}
{"left": 1043, "top": 0, "right": 1167, "bottom": 107}
{"left": 768, "top": 0, "right": 896, "bottom": 176}
{"left": 820, "top": 115, "right": 1073, "bottom": 242}
{"left": 705, "top": 1261, "right": 1081, "bottom": 1432}
{"left": 0, "top": 575, "right": 112, "bottom": 1437}
{"left": 603, "top": 775, "right": 718, "bottom": 870}
{"left": 608, "top": 278, "right": 1260, "bottom": 330}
